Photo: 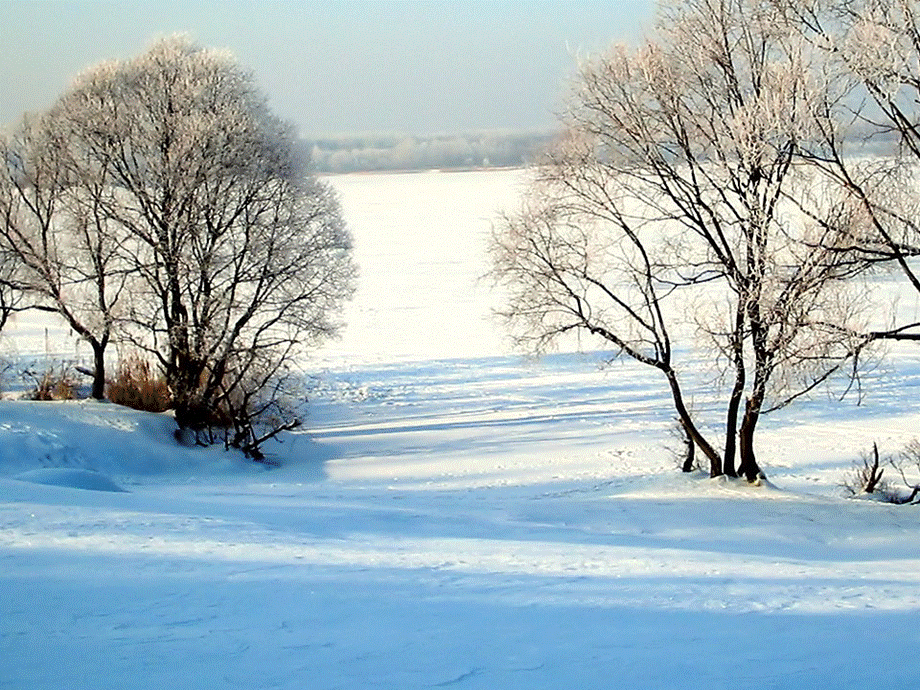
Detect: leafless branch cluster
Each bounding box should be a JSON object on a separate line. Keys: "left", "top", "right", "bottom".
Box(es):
{"left": 842, "top": 440, "right": 920, "bottom": 505}
{"left": 841, "top": 442, "right": 891, "bottom": 497}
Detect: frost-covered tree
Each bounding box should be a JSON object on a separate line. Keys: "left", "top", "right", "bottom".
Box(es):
{"left": 20, "top": 36, "right": 355, "bottom": 455}
{"left": 0, "top": 113, "right": 127, "bottom": 399}
{"left": 780, "top": 0, "right": 920, "bottom": 343}
{"left": 492, "top": 0, "right": 869, "bottom": 480}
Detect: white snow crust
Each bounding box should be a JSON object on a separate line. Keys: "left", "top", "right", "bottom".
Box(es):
{"left": 2, "top": 170, "right": 920, "bottom": 689}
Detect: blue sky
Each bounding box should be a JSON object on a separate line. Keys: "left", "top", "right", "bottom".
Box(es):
{"left": 1, "top": 0, "right": 654, "bottom": 135}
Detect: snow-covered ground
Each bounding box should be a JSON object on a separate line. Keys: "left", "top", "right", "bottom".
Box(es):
{"left": 3, "top": 169, "right": 920, "bottom": 689}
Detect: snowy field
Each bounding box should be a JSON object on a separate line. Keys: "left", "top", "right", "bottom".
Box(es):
{"left": 3, "top": 169, "right": 920, "bottom": 689}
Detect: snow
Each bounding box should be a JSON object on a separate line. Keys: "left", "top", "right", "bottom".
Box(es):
{"left": 13, "top": 467, "right": 127, "bottom": 492}
{"left": 3, "top": 169, "right": 920, "bottom": 689}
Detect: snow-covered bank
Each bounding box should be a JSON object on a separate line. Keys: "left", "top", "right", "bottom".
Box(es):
{"left": 4, "top": 350, "right": 920, "bottom": 689}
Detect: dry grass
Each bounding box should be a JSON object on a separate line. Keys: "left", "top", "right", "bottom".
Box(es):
{"left": 29, "top": 366, "right": 78, "bottom": 401}
{"left": 107, "top": 355, "right": 171, "bottom": 413}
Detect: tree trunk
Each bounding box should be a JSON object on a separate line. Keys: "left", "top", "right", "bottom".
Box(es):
{"left": 724, "top": 305, "right": 746, "bottom": 478}
{"left": 664, "top": 368, "right": 723, "bottom": 477}
{"left": 680, "top": 420, "right": 696, "bottom": 473}
{"left": 90, "top": 339, "right": 106, "bottom": 400}
{"left": 737, "top": 397, "right": 764, "bottom": 483}
{"left": 724, "top": 388, "right": 742, "bottom": 478}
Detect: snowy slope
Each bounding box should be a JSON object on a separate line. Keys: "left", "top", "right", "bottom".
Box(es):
{"left": 3, "top": 170, "right": 920, "bottom": 689}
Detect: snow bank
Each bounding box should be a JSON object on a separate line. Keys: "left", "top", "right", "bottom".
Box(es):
{"left": 0, "top": 399, "right": 277, "bottom": 484}
{"left": 13, "top": 467, "right": 126, "bottom": 492}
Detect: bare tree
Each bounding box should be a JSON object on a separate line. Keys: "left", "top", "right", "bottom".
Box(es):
{"left": 38, "top": 36, "right": 355, "bottom": 455}
{"left": 0, "top": 37, "right": 353, "bottom": 456}
{"left": 492, "top": 0, "right": 868, "bottom": 480}
{"left": 0, "top": 113, "right": 127, "bottom": 398}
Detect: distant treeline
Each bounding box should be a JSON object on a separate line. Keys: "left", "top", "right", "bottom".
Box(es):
{"left": 300, "top": 131, "right": 555, "bottom": 174}
{"left": 300, "top": 125, "right": 901, "bottom": 174}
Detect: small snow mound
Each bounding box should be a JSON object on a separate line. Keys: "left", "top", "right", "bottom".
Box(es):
{"left": 13, "top": 467, "right": 127, "bottom": 492}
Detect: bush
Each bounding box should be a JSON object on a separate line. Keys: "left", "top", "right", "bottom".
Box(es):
{"left": 843, "top": 443, "right": 908, "bottom": 503}
{"left": 28, "top": 366, "right": 78, "bottom": 401}
{"left": 107, "top": 356, "right": 171, "bottom": 413}
{"left": 172, "top": 363, "right": 302, "bottom": 463}
{"left": 887, "top": 440, "right": 920, "bottom": 505}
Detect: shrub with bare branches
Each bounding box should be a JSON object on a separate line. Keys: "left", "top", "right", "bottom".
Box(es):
{"left": 886, "top": 440, "right": 920, "bottom": 505}
{"left": 842, "top": 442, "right": 920, "bottom": 504}
{"left": 27, "top": 366, "right": 78, "bottom": 401}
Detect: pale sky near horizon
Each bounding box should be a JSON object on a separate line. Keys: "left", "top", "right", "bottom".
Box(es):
{"left": 0, "top": 0, "right": 654, "bottom": 136}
